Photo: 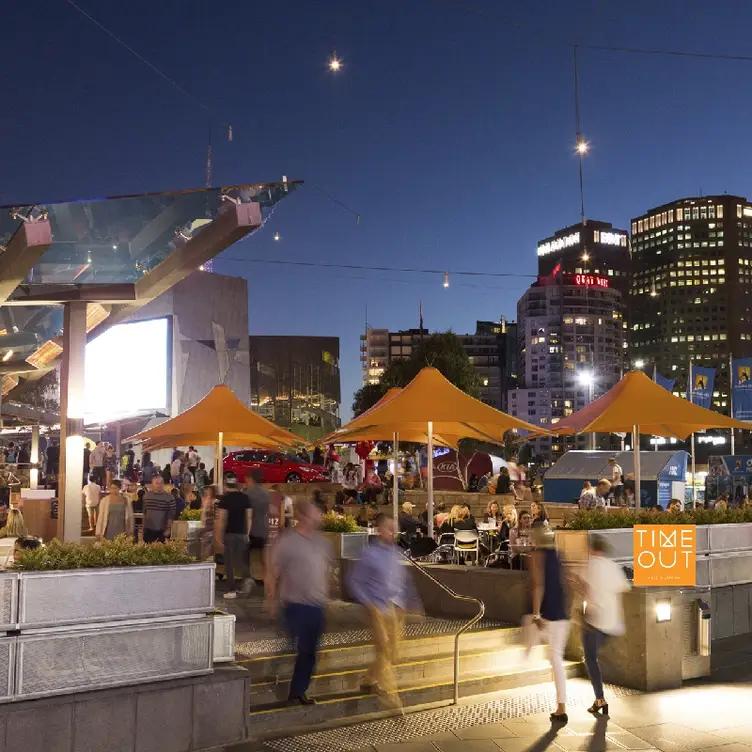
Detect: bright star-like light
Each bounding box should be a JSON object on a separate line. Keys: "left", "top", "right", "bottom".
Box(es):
{"left": 581, "top": 252, "right": 589, "bottom": 261}
{"left": 575, "top": 139, "right": 589, "bottom": 155}
{"left": 328, "top": 54, "right": 342, "bottom": 72}
{"left": 634, "top": 359, "right": 646, "bottom": 369}
{"left": 273, "top": 232, "right": 281, "bottom": 242}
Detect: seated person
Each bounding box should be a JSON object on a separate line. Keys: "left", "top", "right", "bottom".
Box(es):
{"left": 432, "top": 502, "right": 449, "bottom": 531}
{"left": 398, "top": 501, "right": 419, "bottom": 538}
{"left": 453, "top": 504, "right": 477, "bottom": 531}
{"left": 578, "top": 481, "right": 597, "bottom": 509}
{"left": 509, "top": 510, "right": 533, "bottom": 547}
{"left": 499, "top": 504, "right": 518, "bottom": 547}
{"left": 530, "top": 500, "right": 549, "bottom": 528}
{"left": 439, "top": 504, "right": 464, "bottom": 536}
{"left": 484, "top": 500, "right": 502, "bottom": 525}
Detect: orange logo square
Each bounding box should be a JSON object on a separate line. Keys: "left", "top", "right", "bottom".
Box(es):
{"left": 633, "top": 525, "right": 696, "bottom": 587}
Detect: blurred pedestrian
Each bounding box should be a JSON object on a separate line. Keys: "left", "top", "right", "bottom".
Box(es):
{"left": 82, "top": 472, "right": 101, "bottom": 533}
{"left": 528, "top": 526, "right": 570, "bottom": 724}
{"left": 579, "top": 533, "right": 629, "bottom": 717}
{"left": 246, "top": 469, "right": 271, "bottom": 583}
{"left": 347, "top": 513, "right": 421, "bottom": 710}
{"left": 267, "top": 500, "right": 331, "bottom": 705}
{"left": 218, "top": 473, "right": 251, "bottom": 600}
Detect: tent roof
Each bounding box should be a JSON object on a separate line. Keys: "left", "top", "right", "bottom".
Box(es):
{"left": 125, "top": 384, "right": 301, "bottom": 450}
{"left": 548, "top": 370, "right": 752, "bottom": 439}
{"left": 338, "top": 367, "right": 542, "bottom": 444}
{"left": 545, "top": 450, "right": 687, "bottom": 481}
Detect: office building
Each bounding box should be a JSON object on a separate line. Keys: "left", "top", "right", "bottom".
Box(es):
{"left": 537, "top": 219, "right": 631, "bottom": 295}
{"left": 360, "top": 321, "right": 518, "bottom": 410}
{"left": 249, "top": 335, "right": 341, "bottom": 439}
{"left": 629, "top": 195, "right": 752, "bottom": 414}
{"left": 508, "top": 267, "right": 626, "bottom": 461}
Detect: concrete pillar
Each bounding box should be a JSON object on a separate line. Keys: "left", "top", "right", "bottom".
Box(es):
{"left": 57, "top": 302, "right": 87, "bottom": 541}
{"left": 29, "top": 425, "right": 39, "bottom": 490}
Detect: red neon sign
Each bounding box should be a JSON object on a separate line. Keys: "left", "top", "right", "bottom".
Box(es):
{"left": 573, "top": 273, "right": 609, "bottom": 288}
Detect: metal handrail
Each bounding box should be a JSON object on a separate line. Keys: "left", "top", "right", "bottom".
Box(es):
{"left": 401, "top": 552, "right": 485, "bottom": 704}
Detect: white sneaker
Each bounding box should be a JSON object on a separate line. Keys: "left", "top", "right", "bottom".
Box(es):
{"left": 223, "top": 591, "right": 238, "bottom": 600}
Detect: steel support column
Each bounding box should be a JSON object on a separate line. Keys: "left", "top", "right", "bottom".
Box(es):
{"left": 57, "top": 302, "right": 87, "bottom": 541}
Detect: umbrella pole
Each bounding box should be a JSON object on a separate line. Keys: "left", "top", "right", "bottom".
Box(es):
{"left": 393, "top": 431, "right": 399, "bottom": 530}
{"left": 633, "top": 424, "right": 641, "bottom": 509}
{"left": 691, "top": 433, "right": 696, "bottom": 508}
{"left": 217, "top": 431, "right": 224, "bottom": 493}
{"left": 427, "top": 421, "right": 434, "bottom": 539}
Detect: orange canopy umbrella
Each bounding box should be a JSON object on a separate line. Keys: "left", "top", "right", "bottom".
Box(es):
{"left": 338, "top": 368, "right": 543, "bottom": 534}
{"left": 546, "top": 370, "right": 752, "bottom": 506}
{"left": 126, "top": 384, "right": 301, "bottom": 488}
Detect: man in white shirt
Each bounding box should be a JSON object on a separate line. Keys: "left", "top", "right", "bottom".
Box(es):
{"left": 81, "top": 473, "right": 101, "bottom": 533}
{"left": 608, "top": 457, "right": 623, "bottom": 504}
{"left": 89, "top": 442, "right": 106, "bottom": 486}
{"left": 580, "top": 534, "right": 630, "bottom": 715}
{"left": 187, "top": 446, "right": 200, "bottom": 480}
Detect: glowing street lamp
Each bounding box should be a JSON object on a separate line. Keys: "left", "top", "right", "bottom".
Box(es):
{"left": 575, "top": 138, "right": 589, "bottom": 155}
{"left": 443, "top": 272, "right": 450, "bottom": 288}
{"left": 581, "top": 252, "right": 590, "bottom": 262}
{"left": 328, "top": 54, "right": 343, "bottom": 72}
{"left": 273, "top": 231, "right": 281, "bottom": 242}
{"left": 634, "top": 359, "right": 646, "bottom": 370}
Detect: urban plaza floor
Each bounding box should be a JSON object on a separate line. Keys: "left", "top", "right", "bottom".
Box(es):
{"left": 221, "top": 590, "right": 752, "bottom": 752}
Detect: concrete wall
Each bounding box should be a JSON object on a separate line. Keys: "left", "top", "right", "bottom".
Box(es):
{"left": 0, "top": 666, "right": 250, "bottom": 752}
{"left": 711, "top": 582, "right": 752, "bottom": 639}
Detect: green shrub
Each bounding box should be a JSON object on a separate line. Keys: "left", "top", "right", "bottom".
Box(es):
{"left": 179, "top": 508, "right": 202, "bottom": 521}
{"left": 567, "top": 507, "right": 752, "bottom": 530}
{"left": 320, "top": 512, "right": 361, "bottom": 533}
{"left": 13, "top": 535, "right": 195, "bottom": 571}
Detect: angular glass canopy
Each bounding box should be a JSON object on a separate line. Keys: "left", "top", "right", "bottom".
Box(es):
{"left": 0, "top": 180, "right": 299, "bottom": 384}
{"left": 1, "top": 181, "right": 297, "bottom": 286}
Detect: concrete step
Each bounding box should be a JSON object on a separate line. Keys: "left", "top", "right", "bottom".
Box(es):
{"left": 247, "top": 660, "right": 583, "bottom": 739}
{"left": 238, "top": 625, "right": 521, "bottom": 680}
{"left": 250, "top": 644, "right": 548, "bottom": 705}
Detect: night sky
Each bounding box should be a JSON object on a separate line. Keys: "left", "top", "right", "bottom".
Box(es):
{"left": 6, "top": 1, "right": 752, "bottom": 419}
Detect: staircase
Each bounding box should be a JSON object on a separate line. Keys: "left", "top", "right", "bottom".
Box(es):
{"left": 242, "top": 624, "right": 582, "bottom": 740}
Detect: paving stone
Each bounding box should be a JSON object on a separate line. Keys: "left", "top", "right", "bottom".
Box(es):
{"left": 605, "top": 731, "right": 657, "bottom": 749}
{"left": 433, "top": 739, "right": 502, "bottom": 752}
{"left": 494, "top": 734, "right": 563, "bottom": 752}
{"left": 453, "top": 722, "right": 517, "bottom": 739}
{"left": 713, "top": 727, "right": 752, "bottom": 744}
{"left": 628, "top": 723, "right": 729, "bottom": 751}
{"left": 553, "top": 734, "right": 624, "bottom": 751}
{"left": 374, "top": 742, "right": 439, "bottom": 752}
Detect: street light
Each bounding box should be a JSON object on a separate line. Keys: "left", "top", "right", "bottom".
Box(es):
{"left": 581, "top": 252, "right": 590, "bottom": 262}
{"left": 443, "top": 272, "right": 450, "bottom": 288}
{"left": 575, "top": 138, "right": 589, "bottom": 155}
{"left": 634, "top": 359, "right": 646, "bottom": 369}
{"left": 328, "top": 54, "right": 343, "bottom": 72}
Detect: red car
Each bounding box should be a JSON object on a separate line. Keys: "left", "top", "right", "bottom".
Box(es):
{"left": 223, "top": 450, "right": 328, "bottom": 484}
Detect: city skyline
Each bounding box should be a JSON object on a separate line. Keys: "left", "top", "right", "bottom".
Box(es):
{"left": 6, "top": 2, "right": 752, "bottom": 418}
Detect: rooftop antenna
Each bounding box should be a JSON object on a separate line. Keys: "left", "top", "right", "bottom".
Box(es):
{"left": 573, "top": 45, "right": 587, "bottom": 225}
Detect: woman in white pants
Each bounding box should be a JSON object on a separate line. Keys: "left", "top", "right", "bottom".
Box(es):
{"left": 530, "top": 527, "right": 570, "bottom": 724}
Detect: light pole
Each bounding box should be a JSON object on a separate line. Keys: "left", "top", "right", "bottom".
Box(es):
{"left": 578, "top": 370, "right": 596, "bottom": 450}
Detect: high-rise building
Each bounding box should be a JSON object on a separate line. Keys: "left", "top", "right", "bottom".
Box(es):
{"left": 629, "top": 195, "right": 752, "bottom": 413}
{"left": 508, "top": 265, "right": 626, "bottom": 461}
{"left": 537, "top": 219, "right": 630, "bottom": 295}
{"left": 360, "top": 322, "right": 518, "bottom": 410}
{"left": 249, "top": 335, "right": 341, "bottom": 439}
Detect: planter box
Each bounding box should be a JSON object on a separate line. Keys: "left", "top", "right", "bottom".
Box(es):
{"left": 171, "top": 519, "right": 203, "bottom": 540}
{"left": 17, "top": 563, "right": 215, "bottom": 629}
{"left": 14, "top": 615, "right": 213, "bottom": 700}
{"left": 212, "top": 612, "right": 236, "bottom": 663}
{"left": 322, "top": 531, "right": 369, "bottom": 559}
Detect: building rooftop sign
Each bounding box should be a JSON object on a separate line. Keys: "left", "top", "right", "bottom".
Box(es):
{"left": 537, "top": 231, "right": 580, "bottom": 257}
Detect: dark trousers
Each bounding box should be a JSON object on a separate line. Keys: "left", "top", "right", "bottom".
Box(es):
{"left": 143, "top": 528, "right": 165, "bottom": 544}
{"left": 283, "top": 603, "right": 325, "bottom": 699}
{"left": 223, "top": 533, "right": 249, "bottom": 590}
{"left": 582, "top": 624, "right": 608, "bottom": 700}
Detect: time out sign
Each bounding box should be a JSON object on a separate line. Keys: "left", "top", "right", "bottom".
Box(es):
{"left": 633, "top": 525, "right": 696, "bottom": 586}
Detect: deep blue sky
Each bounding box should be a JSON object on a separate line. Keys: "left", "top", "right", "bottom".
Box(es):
{"left": 6, "top": 1, "right": 752, "bottom": 418}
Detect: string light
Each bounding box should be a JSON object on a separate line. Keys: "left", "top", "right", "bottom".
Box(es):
{"left": 443, "top": 272, "right": 450, "bottom": 288}
{"left": 328, "top": 54, "right": 343, "bottom": 72}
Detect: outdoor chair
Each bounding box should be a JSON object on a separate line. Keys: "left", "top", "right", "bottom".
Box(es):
{"left": 453, "top": 529, "right": 480, "bottom": 565}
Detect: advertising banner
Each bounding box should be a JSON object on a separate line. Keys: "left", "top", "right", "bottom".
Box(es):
{"left": 732, "top": 357, "right": 752, "bottom": 419}
{"left": 633, "top": 524, "right": 696, "bottom": 587}
{"left": 688, "top": 365, "right": 715, "bottom": 409}
{"left": 654, "top": 370, "right": 675, "bottom": 393}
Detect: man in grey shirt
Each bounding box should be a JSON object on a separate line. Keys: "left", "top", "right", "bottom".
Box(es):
{"left": 245, "top": 469, "right": 271, "bottom": 582}
{"left": 142, "top": 475, "right": 176, "bottom": 543}
{"left": 267, "top": 499, "right": 331, "bottom": 705}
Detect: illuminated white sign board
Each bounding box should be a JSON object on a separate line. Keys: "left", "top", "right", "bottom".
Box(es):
{"left": 743, "top": 206, "right": 752, "bottom": 218}
{"left": 597, "top": 231, "right": 627, "bottom": 247}
{"left": 537, "top": 231, "right": 580, "bottom": 257}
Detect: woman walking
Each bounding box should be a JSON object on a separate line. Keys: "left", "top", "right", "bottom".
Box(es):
{"left": 529, "top": 526, "right": 570, "bottom": 724}
{"left": 580, "top": 534, "right": 629, "bottom": 716}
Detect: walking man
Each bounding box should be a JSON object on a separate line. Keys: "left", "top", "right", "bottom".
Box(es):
{"left": 142, "top": 475, "right": 176, "bottom": 543}
{"left": 217, "top": 473, "right": 251, "bottom": 600}
{"left": 347, "top": 513, "right": 420, "bottom": 709}
{"left": 267, "top": 499, "right": 331, "bottom": 705}
{"left": 608, "top": 457, "right": 623, "bottom": 505}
